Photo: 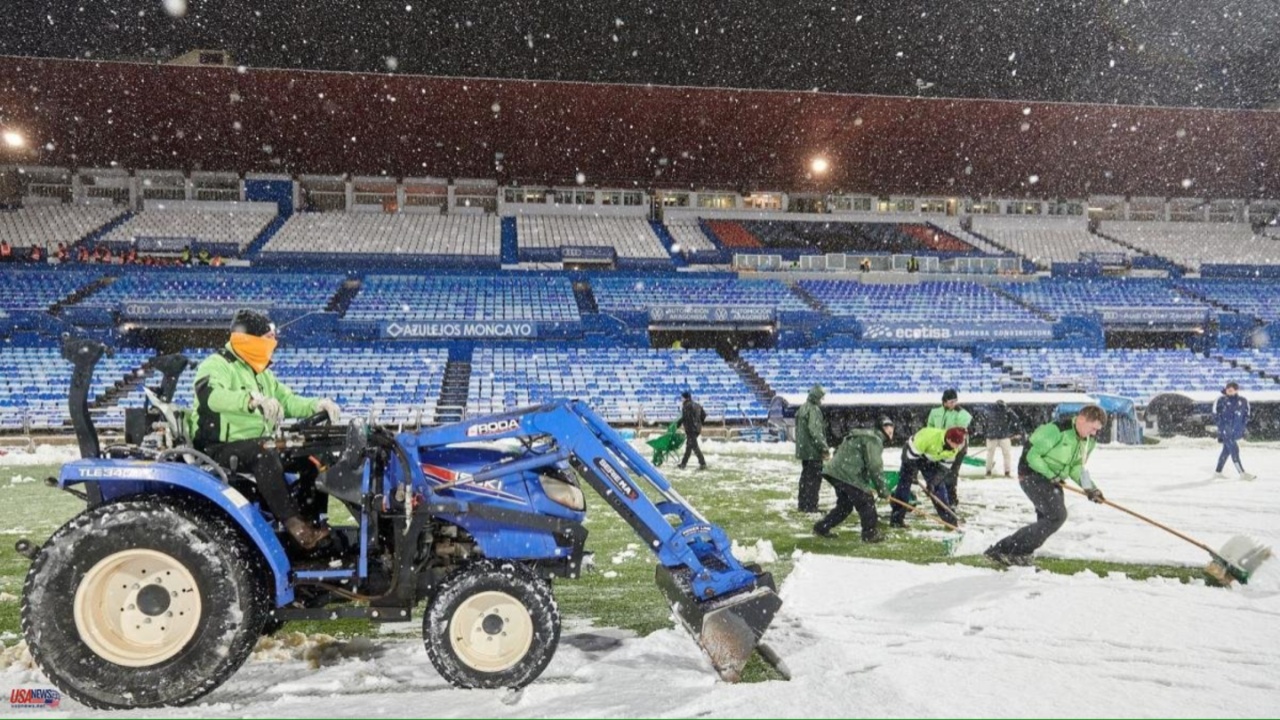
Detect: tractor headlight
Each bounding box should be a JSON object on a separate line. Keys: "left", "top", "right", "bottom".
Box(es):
{"left": 540, "top": 471, "right": 585, "bottom": 511}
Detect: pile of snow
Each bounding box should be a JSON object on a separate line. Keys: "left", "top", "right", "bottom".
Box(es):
{"left": 0, "top": 444, "right": 79, "bottom": 467}
{"left": 731, "top": 538, "right": 779, "bottom": 564}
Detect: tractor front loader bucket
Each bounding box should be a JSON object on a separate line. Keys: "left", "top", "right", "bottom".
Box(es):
{"left": 655, "top": 564, "right": 783, "bottom": 682}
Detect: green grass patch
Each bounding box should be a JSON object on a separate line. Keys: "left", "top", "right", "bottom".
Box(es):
{"left": 0, "top": 449, "right": 1205, "bottom": 663}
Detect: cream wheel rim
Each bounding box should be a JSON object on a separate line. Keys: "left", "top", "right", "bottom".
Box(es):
{"left": 448, "top": 591, "right": 534, "bottom": 673}
{"left": 73, "top": 549, "right": 203, "bottom": 667}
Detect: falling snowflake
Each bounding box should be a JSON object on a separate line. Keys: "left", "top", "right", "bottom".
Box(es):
{"left": 162, "top": 0, "right": 187, "bottom": 18}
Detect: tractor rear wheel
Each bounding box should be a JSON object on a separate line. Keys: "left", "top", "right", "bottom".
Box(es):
{"left": 21, "top": 500, "right": 269, "bottom": 709}
{"left": 423, "top": 560, "right": 560, "bottom": 689}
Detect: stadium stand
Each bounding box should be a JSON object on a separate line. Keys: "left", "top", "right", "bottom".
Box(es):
{"left": 663, "top": 218, "right": 720, "bottom": 253}
{"left": 1178, "top": 279, "right": 1280, "bottom": 322}
{"left": 1101, "top": 221, "right": 1278, "bottom": 270}
{"left": 344, "top": 275, "right": 581, "bottom": 322}
{"left": 467, "top": 347, "right": 766, "bottom": 422}
{"left": 514, "top": 216, "right": 669, "bottom": 259}
{"left": 969, "top": 217, "right": 1125, "bottom": 267}
{"left": 0, "top": 205, "right": 124, "bottom": 249}
{"left": 988, "top": 348, "right": 1274, "bottom": 402}
{"left": 76, "top": 271, "right": 343, "bottom": 311}
{"left": 704, "top": 219, "right": 980, "bottom": 255}
{"left": 110, "top": 347, "right": 451, "bottom": 428}
{"left": 929, "top": 218, "right": 1008, "bottom": 255}
{"left": 262, "top": 212, "right": 501, "bottom": 259}
{"left": 0, "top": 347, "right": 150, "bottom": 431}
{"left": 102, "top": 204, "right": 276, "bottom": 253}
{"left": 797, "top": 280, "right": 1044, "bottom": 322}
{"left": 0, "top": 269, "right": 104, "bottom": 310}
{"left": 592, "top": 276, "right": 811, "bottom": 313}
{"left": 1000, "top": 278, "right": 1208, "bottom": 320}
{"left": 742, "top": 347, "right": 1007, "bottom": 394}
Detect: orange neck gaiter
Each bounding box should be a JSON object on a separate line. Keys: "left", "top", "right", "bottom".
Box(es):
{"left": 230, "top": 332, "right": 277, "bottom": 374}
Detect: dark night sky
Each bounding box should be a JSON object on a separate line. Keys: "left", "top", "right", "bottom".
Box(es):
{"left": 2, "top": 0, "right": 1279, "bottom": 109}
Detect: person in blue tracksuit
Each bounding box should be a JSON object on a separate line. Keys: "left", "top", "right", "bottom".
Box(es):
{"left": 1213, "top": 381, "right": 1254, "bottom": 480}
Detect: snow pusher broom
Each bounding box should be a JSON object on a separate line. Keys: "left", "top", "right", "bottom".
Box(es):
{"left": 887, "top": 496, "right": 964, "bottom": 555}
{"left": 1060, "top": 483, "right": 1272, "bottom": 585}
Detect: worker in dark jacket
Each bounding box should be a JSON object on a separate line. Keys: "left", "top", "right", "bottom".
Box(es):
{"left": 190, "top": 309, "right": 341, "bottom": 549}
{"left": 890, "top": 426, "right": 966, "bottom": 528}
{"left": 793, "top": 384, "right": 828, "bottom": 513}
{"left": 813, "top": 418, "right": 892, "bottom": 542}
{"left": 984, "top": 405, "right": 1106, "bottom": 567}
{"left": 1213, "top": 382, "right": 1253, "bottom": 480}
{"left": 983, "top": 399, "right": 1022, "bottom": 478}
{"left": 676, "top": 391, "right": 707, "bottom": 470}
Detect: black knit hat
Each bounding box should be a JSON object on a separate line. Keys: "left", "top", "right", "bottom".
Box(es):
{"left": 942, "top": 388, "right": 958, "bottom": 403}
{"left": 230, "top": 308, "right": 274, "bottom": 337}
{"left": 1225, "top": 381, "right": 1239, "bottom": 391}
{"left": 681, "top": 391, "right": 692, "bottom": 400}
{"left": 878, "top": 417, "right": 894, "bottom": 428}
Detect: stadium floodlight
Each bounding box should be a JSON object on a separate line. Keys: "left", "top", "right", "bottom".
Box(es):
{"left": 810, "top": 157, "right": 830, "bottom": 175}
{"left": 2, "top": 129, "right": 26, "bottom": 148}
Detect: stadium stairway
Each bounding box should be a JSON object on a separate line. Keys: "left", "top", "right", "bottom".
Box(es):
{"left": 986, "top": 285, "right": 1056, "bottom": 322}
{"left": 74, "top": 211, "right": 134, "bottom": 251}
{"left": 500, "top": 218, "right": 519, "bottom": 266}
{"left": 90, "top": 364, "right": 149, "bottom": 414}
{"left": 975, "top": 351, "right": 1038, "bottom": 391}
{"left": 327, "top": 279, "right": 362, "bottom": 314}
{"left": 721, "top": 349, "right": 776, "bottom": 407}
{"left": 243, "top": 213, "right": 290, "bottom": 259}
{"left": 963, "top": 227, "right": 1021, "bottom": 259}
{"left": 436, "top": 359, "right": 472, "bottom": 423}
{"left": 787, "top": 283, "right": 829, "bottom": 313}
{"left": 48, "top": 275, "right": 117, "bottom": 317}
{"left": 649, "top": 220, "right": 688, "bottom": 268}
{"left": 1093, "top": 230, "right": 1192, "bottom": 274}
{"left": 572, "top": 280, "right": 599, "bottom": 314}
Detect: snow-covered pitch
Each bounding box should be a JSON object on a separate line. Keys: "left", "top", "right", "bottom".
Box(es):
{"left": 0, "top": 437, "right": 1276, "bottom": 717}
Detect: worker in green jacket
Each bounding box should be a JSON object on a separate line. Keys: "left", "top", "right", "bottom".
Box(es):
{"left": 813, "top": 417, "right": 893, "bottom": 542}
{"left": 793, "top": 384, "right": 828, "bottom": 513}
{"left": 928, "top": 388, "right": 973, "bottom": 505}
{"left": 889, "top": 425, "right": 967, "bottom": 528}
{"left": 191, "top": 309, "right": 341, "bottom": 549}
{"left": 984, "top": 405, "right": 1107, "bottom": 567}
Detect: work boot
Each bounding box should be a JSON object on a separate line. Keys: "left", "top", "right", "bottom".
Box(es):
{"left": 285, "top": 516, "right": 331, "bottom": 550}
{"left": 812, "top": 524, "right": 838, "bottom": 539}
{"left": 889, "top": 518, "right": 907, "bottom": 529}
{"left": 983, "top": 547, "right": 1011, "bottom": 567}
{"left": 862, "top": 529, "right": 885, "bottom": 544}
{"left": 1007, "top": 554, "right": 1035, "bottom": 567}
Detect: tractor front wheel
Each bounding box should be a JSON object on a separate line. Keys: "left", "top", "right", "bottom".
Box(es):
{"left": 21, "top": 500, "right": 269, "bottom": 709}
{"left": 423, "top": 560, "right": 560, "bottom": 689}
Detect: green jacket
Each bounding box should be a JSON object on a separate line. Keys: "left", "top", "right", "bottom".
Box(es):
{"left": 907, "top": 426, "right": 961, "bottom": 464}
{"left": 1024, "top": 418, "right": 1096, "bottom": 485}
{"left": 823, "top": 429, "right": 887, "bottom": 495}
{"left": 927, "top": 405, "right": 973, "bottom": 430}
{"left": 190, "top": 344, "right": 319, "bottom": 448}
{"left": 794, "top": 386, "right": 828, "bottom": 460}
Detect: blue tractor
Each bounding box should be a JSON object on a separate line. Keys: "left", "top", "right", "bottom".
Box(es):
{"left": 17, "top": 339, "right": 782, "bottom": 709}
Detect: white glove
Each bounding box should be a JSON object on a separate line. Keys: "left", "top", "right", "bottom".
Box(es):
{"left": 248, "top": 392, "right": 284, "bottom": 428}
{"left": 315, "top": 399, "right": 341, "bottom": 423}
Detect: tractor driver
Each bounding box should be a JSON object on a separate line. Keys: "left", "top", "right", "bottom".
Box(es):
{"left": 191, "top": 309, "right": 341, "bottom": 549}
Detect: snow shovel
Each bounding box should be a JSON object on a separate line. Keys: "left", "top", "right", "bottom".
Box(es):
{"left": 1060, "top": 483, "right": 1272, "bottom": 585}
{"left": 887, "top": 496, "right": 963, "bottom": 555}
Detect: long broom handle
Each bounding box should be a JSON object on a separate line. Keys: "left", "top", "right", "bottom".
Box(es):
{"left": 1059, "top": 482, "right": 1214, "bottom": 554}
{"left": 888, "top": 495, "right": 961, "bottom": 532}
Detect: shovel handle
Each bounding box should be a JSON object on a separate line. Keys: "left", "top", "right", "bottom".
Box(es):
{"left": 888, "top": 495, "right": 961, "bottom": 532}
{"left": 1059, "top": 482, "right": 1214, "bottom": 554}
